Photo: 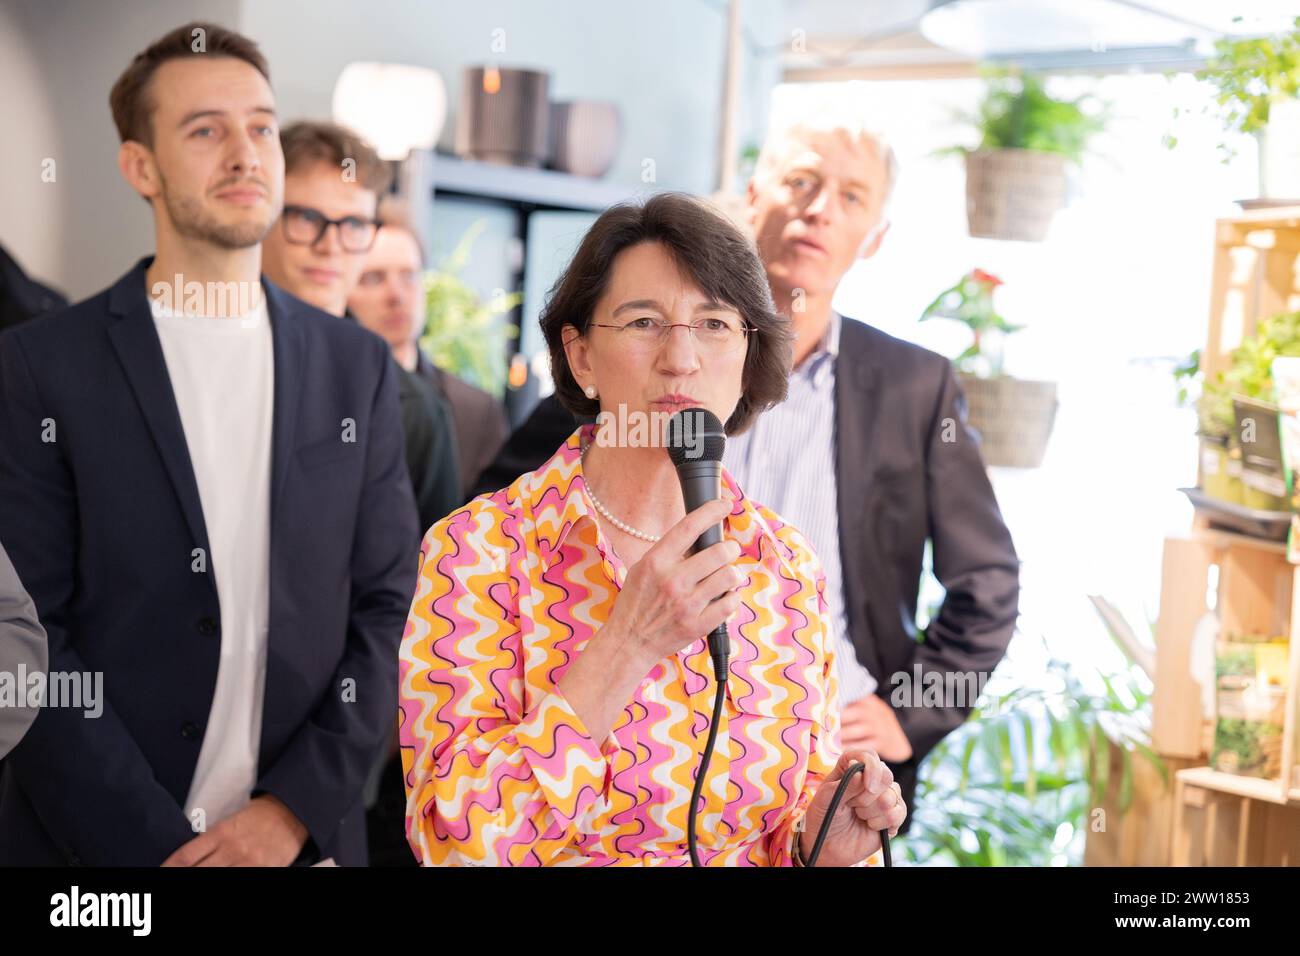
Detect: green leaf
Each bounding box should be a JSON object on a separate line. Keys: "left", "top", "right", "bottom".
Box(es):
{"left": 1091, "top": 722, "right": 1110, "bottom": 809}
{"left": 419, "top": 219, "right": 522, "bottom": 398}
{"left": 1117, "top": 745, "right": 1134, "bottom": 812}
{"left": 1193, "top": 20, "right": 1300, "bottom": 144}
{"left": 960, "top": 734, "right": 978, "bottom": 794}
{"left": 998, "top": 722, "right": 1014, "bottom": 791}
{"left": 959, "top": 68, "right": 1108, "bottom": 164}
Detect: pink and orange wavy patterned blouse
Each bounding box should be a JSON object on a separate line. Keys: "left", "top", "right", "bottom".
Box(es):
{"left": 397, "top": 423, "right": 842, "bottom": 865}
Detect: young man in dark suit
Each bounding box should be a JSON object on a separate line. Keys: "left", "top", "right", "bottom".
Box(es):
{"left": 0, "top": 22, "right": 418, "bottom": 866}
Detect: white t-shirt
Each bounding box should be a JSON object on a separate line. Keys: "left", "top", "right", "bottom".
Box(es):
{"left": 152, "top": 299, "right": 274, "bottom": 828}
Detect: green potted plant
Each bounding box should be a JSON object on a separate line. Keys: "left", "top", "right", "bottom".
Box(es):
{"left": 1178, "top": 311, "right": 1300, "bottom": 509}
{"left": 1174, "top": 350, "right": 1243, "bottom": 505}
{"left": 1187, "top": 16, "right": 1300, "bottom": 201}
{"left": 900, "top": 621, "right": 1164, "bottom": 867}
{"left": 920, "top": 268, "right": 1057, "bottom": 468}
{"left": 419, "top": 219, "right": 522, "bottom": 399}
{"left": 945, "top": 69, "right": 1107, "bottom": 241}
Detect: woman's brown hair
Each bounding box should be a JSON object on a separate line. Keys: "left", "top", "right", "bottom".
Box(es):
{"left": 541, "top": 192, "right": 792, "bottom": 435}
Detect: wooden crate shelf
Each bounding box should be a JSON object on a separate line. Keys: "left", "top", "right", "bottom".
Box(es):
{"left": 1089, "top": 208, "right": 1300, "bottom": 866}
{"left": 1172, "top": 767, "right": 1300, "bottom": 866}
{"left": 1191, "top": 519, "right": 1289, "bottom": 556}
{"left": 1176, "top": 766, "right": 1296, "bottom": 804}
{"left": 1151, "top": 529, "right": 1296, "bottom": 760}
{"left": 1204, "top": 205, "right": 1300, "bottom": 381}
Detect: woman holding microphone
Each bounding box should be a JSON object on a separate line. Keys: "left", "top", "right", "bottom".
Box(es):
{"left": 397, "top": 193, "right": 905, "bottom": 865}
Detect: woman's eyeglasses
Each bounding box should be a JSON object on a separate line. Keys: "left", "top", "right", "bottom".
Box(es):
{"left": 280, "top": 205, "right": 381, "bottom": 253}
{"left": 590, "top": 316, "right": 753, "bottom": 354}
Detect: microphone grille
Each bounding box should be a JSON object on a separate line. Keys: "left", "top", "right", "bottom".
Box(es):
{"left": 665, "top": 408, "right": 726, "bottom": 466}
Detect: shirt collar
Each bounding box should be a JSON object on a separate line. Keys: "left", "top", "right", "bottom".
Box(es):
{"left": 821, "top": 310, "right": 843, "bottom": 359}
{"left": 522, "top": 422, "right": 797, "bottom": 571}
{"left": 793, "top": 311, "right": 841, "bottom": 388}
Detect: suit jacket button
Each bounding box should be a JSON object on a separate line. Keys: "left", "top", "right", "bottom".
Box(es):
{"left": 197, "top": 616, "right": 218, "bottom": 636}
{"left": 180, "top": 721, "right": 200, "bottom": 740}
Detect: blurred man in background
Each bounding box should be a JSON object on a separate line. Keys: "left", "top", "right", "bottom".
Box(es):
{"left": 348, "top": 217, "right": 508, "bottom": 501}
{"left": 728, "top": 116, "right": 1019, "bottom": 831}
{"left": 346, "top": 214, "right": 511, "bottom": 864}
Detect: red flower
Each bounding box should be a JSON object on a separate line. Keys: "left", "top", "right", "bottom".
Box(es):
{"left": 970, "top": 268, "right": 1003, "bottom": 288}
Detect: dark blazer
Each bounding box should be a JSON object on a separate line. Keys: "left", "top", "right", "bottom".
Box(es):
{"left": 473, "top": 316, "right": 1020, "bottom": 834}
{"left": 470, "top": 390, "right": 590, "bottom": 500}
{"left": 0, "top": 259, "right": 420, "bottom": 866}
{"left": 394, "top": 366, "right": 460, "bottom": 532}
{"left": 834, "top": 318, "right": 1019, "bottom": 831}
{"left": 0, "top": 243, "right": 68, "bottom": 333}
{"left": 415, "top": 353, "right": 508, "bottom": 500}
{"left": 341, "top": 313, "right": 460, "bottom": 534}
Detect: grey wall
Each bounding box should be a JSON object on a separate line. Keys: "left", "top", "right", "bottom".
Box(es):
{"left": 1, "top": 0, "right": 242, "bottom": 300}
{"left": 0, "top": 1, "right": 66, "bottom": 291}
{"left": 241, "top": 0, "right": 784, "bottom": 194}
{"left": 0, "top": 0, "right": 783, "bottom": 302}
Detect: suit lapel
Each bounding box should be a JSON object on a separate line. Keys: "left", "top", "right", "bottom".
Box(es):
{"left": 834, "top": 317, "right": 885, "bottom": 683}
{"left": 105, "top": 260, "right": 211, "bottom": 554}
{"left": 106, "top": 267, "right": 307, "bottom": 582}
{"left": 265, "top": 281, "right": 304, "bottom": 525}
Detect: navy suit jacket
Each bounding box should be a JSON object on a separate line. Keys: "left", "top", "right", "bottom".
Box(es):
{"left": 0, "top": 259, "right": 419, "bottom": 865}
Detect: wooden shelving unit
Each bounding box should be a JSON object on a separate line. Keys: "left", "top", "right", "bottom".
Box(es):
{"left": 1085, "top": 208, "right": 1300, "bottom": 865}
{"left": 1141, "top": 208, "right": 1300, "bottom": 866}
{"left": 1173, "top": 768, "right": 1300, "bottom": 866}
{"left": 410, "top": 150, "right": 655, "bottom": 426}
{"left": 426, "top": 152, "right": 640, "bottom": 212}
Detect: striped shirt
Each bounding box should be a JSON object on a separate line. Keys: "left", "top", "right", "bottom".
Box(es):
{"left": 725, "top": 311, "right": 879, "bottom": 705}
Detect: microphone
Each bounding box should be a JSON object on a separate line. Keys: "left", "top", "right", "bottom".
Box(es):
{"left": 666, "top": 408, "right": 894, "bottom": 870}
{"left": 665, "top": 407, "right": 730, "bottom": 682}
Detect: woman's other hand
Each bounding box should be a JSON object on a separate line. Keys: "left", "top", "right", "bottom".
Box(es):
{"left": 798, "top": 749, "right": 906, "bottom": 867}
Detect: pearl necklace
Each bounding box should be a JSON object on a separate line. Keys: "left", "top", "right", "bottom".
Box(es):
{"left": 580, "top": 438, "right": 662, "bottom": 543}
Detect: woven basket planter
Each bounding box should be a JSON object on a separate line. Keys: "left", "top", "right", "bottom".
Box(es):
{"left": 965, "top": 149, "right": 1068, "bottom": 242}
{"left": 959, "top": 374, "right": 1059, "bottom": 469}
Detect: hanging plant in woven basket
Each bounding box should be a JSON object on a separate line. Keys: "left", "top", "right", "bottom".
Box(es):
{"left": 943, "top": 70, "right": 1107, "bottom": 242}
{"left": 921, "top": 268, "right": 1058, "bottom": 468}
{"left": 964, "top": 149, "right": 1067, "bottom": 242}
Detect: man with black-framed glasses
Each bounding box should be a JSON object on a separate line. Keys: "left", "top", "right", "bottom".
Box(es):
{"left": 263, "top": 121, "right": 460, "bottom": 533}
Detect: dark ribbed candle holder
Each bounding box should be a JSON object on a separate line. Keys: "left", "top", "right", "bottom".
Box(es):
{"left": 454, "top": 66, "right": 550, "bottom": 168}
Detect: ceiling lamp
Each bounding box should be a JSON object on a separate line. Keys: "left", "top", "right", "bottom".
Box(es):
{"left": 919, "top": 0, "right": 1212, "bottom": 59}
{"left": 332, "top": 62, "right": 447, "bottom": 161}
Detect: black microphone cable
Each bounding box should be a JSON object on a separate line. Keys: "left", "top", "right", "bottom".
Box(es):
{"left": 667, "top": 408, "right": 892, "bottom": 868}
{"left": 687, "top": 662, "right": 893, "bottom": 868}
{"left": 687, "top": 653, "right": 728, "bottom": 868}
{"left": 803, "top": 761, "right": 894, "bottom": 868}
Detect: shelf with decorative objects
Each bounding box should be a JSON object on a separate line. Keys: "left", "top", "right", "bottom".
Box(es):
{"left": 400, "top": 146, "right": 655, "bottom": 427}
